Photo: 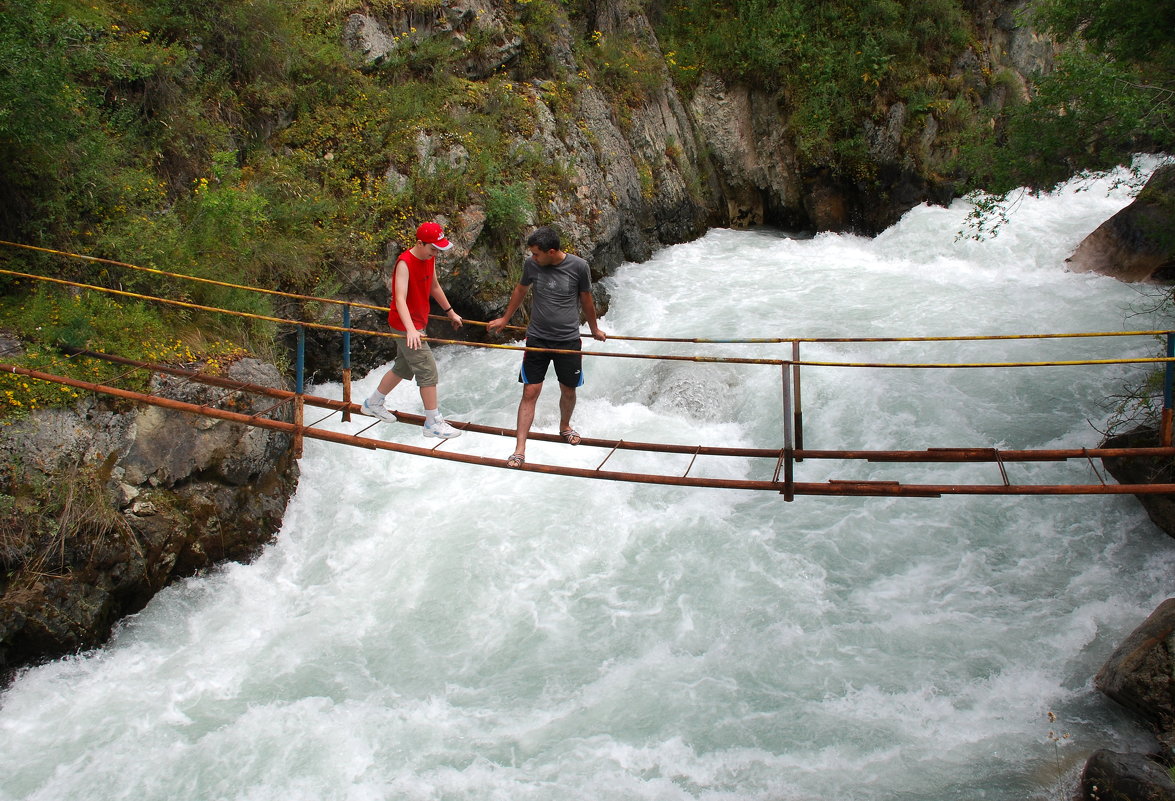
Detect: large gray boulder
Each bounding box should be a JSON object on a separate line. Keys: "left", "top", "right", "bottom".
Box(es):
{"left": 1083, "top": 602, "right": 1175, "bottom": 801}
{"left": 1096, "top": 598, "right": 1175, "bottom": 735}
{"left": 1067, "top": 164, "right": 1175, "bottom": 282}
{"left": 1101, "top": 426, "right": 1175, "bottom": 538}
{"left": 1080, "top": 750, "right": 1175, "bottom": 801}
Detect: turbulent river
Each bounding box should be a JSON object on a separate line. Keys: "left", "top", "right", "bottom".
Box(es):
{"left": 3, "top": 164, "right": 1175, "bottom": 801}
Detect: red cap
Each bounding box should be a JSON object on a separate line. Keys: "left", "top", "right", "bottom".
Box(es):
{"left": 416, "top": 222, "right": 452, "bottom": 250}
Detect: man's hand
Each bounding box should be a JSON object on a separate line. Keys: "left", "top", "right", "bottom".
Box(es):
{"left": 486, "top": 317, "right": 506, "bottom": 335}
{"left": 406, "top": 329, "right": 423, "bottom": 349}
{"left": 591, "top": 327, "right": 607, "bottom": 342}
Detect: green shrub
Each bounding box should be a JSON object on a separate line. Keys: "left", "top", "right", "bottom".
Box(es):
{"left": 653, "top": 0, "right": 976, "bottom": 177}
{"left": 0, "top": 281, "right": 247, "bottom": 418}
{"left": 485, "top": 182, "right": 535, "bottom": 237}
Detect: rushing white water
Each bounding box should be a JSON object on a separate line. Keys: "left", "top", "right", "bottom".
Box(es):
{"left": 3, "top": 164, "right": 1175, "bottom": 801}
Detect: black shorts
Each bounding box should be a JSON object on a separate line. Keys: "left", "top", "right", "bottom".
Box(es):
{"left": 519, "top": 337, "right": 583, "bottom": 387}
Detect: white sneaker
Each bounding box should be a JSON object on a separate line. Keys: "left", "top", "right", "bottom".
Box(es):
{"left": 361, "top": 399, "right": 397, "bottom": 423}
{"left": 423, "top": 417, "right": 461, "bottom": 439}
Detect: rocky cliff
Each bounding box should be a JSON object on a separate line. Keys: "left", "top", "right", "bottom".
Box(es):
{"left": 301, "top": 0, "right": 1057, "bottom": 379}
{"left": 0, "top": 356, "right": 298, "bottom": 678}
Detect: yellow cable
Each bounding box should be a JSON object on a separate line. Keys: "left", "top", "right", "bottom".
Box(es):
{"left": 3, "top": 239, "right": 1172, "bottom": 345}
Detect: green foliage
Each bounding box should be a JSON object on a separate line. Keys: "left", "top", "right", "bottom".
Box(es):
{"left": 484, "top": 182, "right": 535, "bottom": 238}
{"left": 959, "top": 0, "right": 1174, "bottom": 201}
{"left": 514, "top": 0, "right": 570, "bottom": 78}
{"left": 947, "top": 0, "right": 1175, "bottom": 247}
{"left": 1031, "top": 0, "right": 1175, "bottom": 71}
{"left": 960, "top": 48, "right": 1171, "bottom": 197}
{"left": 370, "top": 27, "right": 461, "bottom": 82}
{"left": 0, "top": 1, "right": 110, "bottom": 241}
{"left": 579, "top": 29, "right": 667, "bottom": 118}
{"left": 0, "top": 282, "right": 245, "bottom": 418}
{"left": 653, "top": 0, "right": 974, "bottom": 174}
{"left": 0, "top": 1, "right": 78, "bottom": 154}
{"left": 0, "top": 0, "right": 598, "bottom": 382}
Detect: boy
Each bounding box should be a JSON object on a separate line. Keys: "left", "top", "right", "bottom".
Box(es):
{"left": 362, "top": 221, "right": 463, "bottom": 439}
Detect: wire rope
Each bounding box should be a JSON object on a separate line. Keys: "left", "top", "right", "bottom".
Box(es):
{"left": 3, "top": 239, "right": 1171, "bottom": 347}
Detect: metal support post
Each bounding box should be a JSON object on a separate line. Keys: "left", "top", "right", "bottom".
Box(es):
{"left": 792, "top": 340, "right": 803, "bottom": 460}
{"left": 780, "top": 362, "right": 795, "bottom": 501}
{"left": 294, "top": 325, "right": 305, "bottom": 458}
{"left": 342, "top": 304, "right": 353, "bottom": 422}
{"left": 1163, "top": 332, "right": 1174, "bottom": 447}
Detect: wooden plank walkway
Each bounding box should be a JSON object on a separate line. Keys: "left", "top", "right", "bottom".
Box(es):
{"left": 7, "top": 353, "right": 1175, "bottom": 500}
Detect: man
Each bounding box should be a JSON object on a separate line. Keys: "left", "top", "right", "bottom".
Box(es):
{"left": 487, "top": 226, "right": 607, "bottom": 467}
{"left": 361, "top": 221, "right": 463, "bottom": 439}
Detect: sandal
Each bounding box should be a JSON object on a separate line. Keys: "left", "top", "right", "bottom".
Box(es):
{"left": 560, "top": 428, "right": 581, "bottom": 446}
{"left": 506, "top": 453, "right": 525, "bottom": 469}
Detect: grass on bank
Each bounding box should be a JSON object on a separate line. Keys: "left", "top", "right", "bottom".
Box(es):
{"left": 0, "top": 280, "right": 246, "bottom": 421}
{"left": 0, "top": 458, "right": 139, "bottom": 593}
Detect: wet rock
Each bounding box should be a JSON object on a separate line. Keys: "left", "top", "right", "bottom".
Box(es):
{"left": 1067, "top": 164, "right": 1175, "bottom": 283}
{"left": 1101, "top": 427, "right": 1175, "bottom": 537}
{"left": 1079, "top": 749, "right": 1175, "bottom": 801}
{"left": 1095, "top": 598, "right": 1175, "bottom": 733}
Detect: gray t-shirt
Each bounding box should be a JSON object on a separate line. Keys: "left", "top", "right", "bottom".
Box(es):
{"left": 521, "top": 253, "right": 592, "bottom": 340}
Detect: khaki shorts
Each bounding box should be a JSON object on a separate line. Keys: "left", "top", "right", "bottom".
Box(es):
{"left": 391, "top": 337, "right": 439, "bottom": 387}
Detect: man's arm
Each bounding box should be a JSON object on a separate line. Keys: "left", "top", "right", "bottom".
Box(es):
{"left": 486, "top": 284, "right": 529, "bottom": 335}
{"left": 580, "top": 291, "right": 606, "bottom": 341}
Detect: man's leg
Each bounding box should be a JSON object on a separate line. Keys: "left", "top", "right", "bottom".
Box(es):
{"left": 515, "top": 382, "right": 543, "bottom": 456}
{"left": 558, "top": 382, "right": 576, "bottom": 434}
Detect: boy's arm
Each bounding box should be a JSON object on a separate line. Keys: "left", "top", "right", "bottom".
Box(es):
{"left": 392, "top": 260, "right": 422, "bottom": 349}
{"left": 429, "top": 274, "right": 463, "bottom": 329}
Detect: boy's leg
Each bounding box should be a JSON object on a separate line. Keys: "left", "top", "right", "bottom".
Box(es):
{"left": 375, "top": 370, "right": 403, "bottom": 396}
{"left": 420, "top": 384, "right": 438, "bottom": 413}
{"left": 363, "top": 368, "right": 405, "bottom": 422}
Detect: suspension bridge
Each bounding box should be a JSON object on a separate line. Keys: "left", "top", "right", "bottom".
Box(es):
{"left": 3, "top": 240, "right": 1175, "bottom": 500}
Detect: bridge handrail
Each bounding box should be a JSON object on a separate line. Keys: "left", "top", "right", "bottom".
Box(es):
{"left": 6, "top": 240, "right": 1175, "bottom": 494}
{"left": 2, "top": 239, "right": 1172, "bottom": 347}
{"left": 2, "top": 265, "right": 1173, "bottom": 370}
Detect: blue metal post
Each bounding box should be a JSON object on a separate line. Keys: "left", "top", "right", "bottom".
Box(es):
{"left": 343, "top": 305, "right": 352, "bottom": 370}
{"left": 792, "top": 340, "right": 803, "bottom": 461}
{"left": 1163, "top": 332, "right": 1174, "bottom": 446}
{"left": 779, "top": 362, "right": 794, "bottom": 501}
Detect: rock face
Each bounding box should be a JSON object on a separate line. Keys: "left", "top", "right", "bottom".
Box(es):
{"left": 1101, "top": 427, "right": 1175, "bottom": 537}
{"left": 0, "top": 358, "right": 298, "bottom": 677}
{"left": 1067, "top": 164, "right": 1175, "bottom": 282}
{"left": 1085, "top": 601, "right": 1175, "bottom": 801}
{"left": 317, "top": 0, "right": 1037, "bottom": 378}
{"left": 1095, "top": 432, "right": 1175, "bottom": 798}
{"left": 1095, "top": 598, "right": 1175, "bottom": 734}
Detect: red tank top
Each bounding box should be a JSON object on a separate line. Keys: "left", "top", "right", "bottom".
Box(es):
{"left": 387, "top": 249, "right": 435, "bottom": 331}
